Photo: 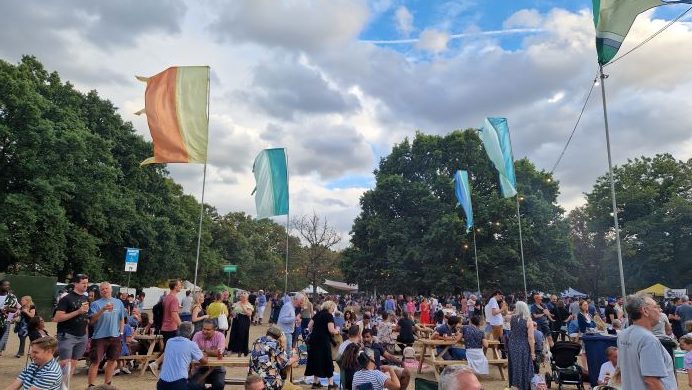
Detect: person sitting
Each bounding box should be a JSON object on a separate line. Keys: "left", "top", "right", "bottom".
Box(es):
{"left": 377, "top": 312, "right": 396, "bottom": 353}
{"left": 439, "top": 365, "right": 482, "bottom": 390}
{"left": 577, "top": 300, "right": 596, "bottom": 338}
{"left": 598, "top": 347, "right": 618, "bottom": 386}
{"left": 27, "top": 316, "right": 50, "bottom": 341}
{"left": 362, "top": 329, "right": 411, "bottom": 390}
{"left": 336, "top": 325, "right": 361, "bottom": 362}
{"left": 249, "top": 326, "right": 298, "bottom": 390}
{"left": 432, "top": 315, "right": 465, "bottom": 360}
{"left": 462, "top": 315, "right": 489, "bottom": 374}
{"left": 156, "top": 322, "right": 208, "bottom": 390}
{"left": 6, "top": 336, "right": 62, "bottom": 390}
{"left": 245, "top": 374, "right": 267, "bottom": 390}
{"left": 190, "top": 319, "right": 226, "bottom": 390}
{"left": 394, "top": 312, "right": 418, "bottom": 351}
{"left": 351, "top": 348, "right": 401, "bottom": 390}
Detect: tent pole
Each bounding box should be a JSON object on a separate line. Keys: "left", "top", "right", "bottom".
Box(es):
{"left": 599, "top": 64, "right": 627, "bottom": 312}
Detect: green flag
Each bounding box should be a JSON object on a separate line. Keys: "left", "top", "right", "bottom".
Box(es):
{"left": 252, "top": 148, "right": 289, "bottom": 218}
{"left": 593, "top": 0, "right": 692, "bottom": 64}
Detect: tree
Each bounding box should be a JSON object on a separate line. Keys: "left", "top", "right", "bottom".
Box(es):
{"left": 292, "top": 213, "right": 342, "bottom": 295}
{"left": 341, "top": 130, "right": 575, "bottom": 294}
{"left": 577, "top": 154, "right": 692, "bottom": 293}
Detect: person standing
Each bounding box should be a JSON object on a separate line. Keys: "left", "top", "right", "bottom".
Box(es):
{"left": 507, "top": 301, "right": 536, "bottom": 390}
{"left": 255, "top": 290, "right": 267, "bottom": 325}
{"left": 676, "top": 295, "right": 692, "bottom": 331}
{"left": 278, "top": 293, "right": 304, "bottom": 355}
{"left": 0, "top": 279, "right": 19, "bottom": 356}
{"left": 530, "top": 293, "right": 554, "bottom": 349}
{"left": 14, "top": 295, "right": 35, "bottom": 358}
{"left": 305, "top": 300, "right": 340, "bottom": 389}
{"left": 419, "top": 298, "right": 431, "bottom": 325}
{"left": 87, "top": 282, "right": 126, "bottom": 387}
{"left": 161, "top": 279, "right": 182, "bottom": 345}
{"left": 54, "top": 273, "right": 90, "bottom": 380}
{"left": 618, "top": 293, "right": 677, "bottom": 390}
{"left": 180, "top": 290, "right": 193, "bottom": 323}
{"left": 228, "top": 291, "right": 253, "bottom": 356}
{"left": 484, "top": 290, "right": 504, "bottom": 341}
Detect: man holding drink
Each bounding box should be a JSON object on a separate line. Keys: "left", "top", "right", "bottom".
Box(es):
{"left": 87, "top": 282, "right": 126, "bottom": 387}
{"left": 54, "top": 273, "right": 90, "bottom": 381}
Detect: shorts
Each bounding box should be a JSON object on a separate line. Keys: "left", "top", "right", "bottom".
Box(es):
{"left": 536, "top": 321, "right": 551, "bottom": 337}
{"left": 57, "top": 332, "right": 88, "bottom": 361}
{"left": 89, "top": 337, "right": 122, "bottom": 362}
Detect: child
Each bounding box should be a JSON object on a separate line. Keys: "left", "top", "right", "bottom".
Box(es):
{"left": 115, "top": 318, "right": 134, "bottom": 375}
{"left": 681, "top": 334, "right": 692, "bottom": 388}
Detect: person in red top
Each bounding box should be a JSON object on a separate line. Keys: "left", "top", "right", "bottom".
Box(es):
{"left": 161, "top": 279, "right": 182, "bottom": 344}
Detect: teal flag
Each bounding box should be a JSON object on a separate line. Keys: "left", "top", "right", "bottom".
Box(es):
{"left": 479, "top": 117, "right": 517, "bottom": 198}
{"left": 593, "top": 0, "right": 692, "bottom": 64}
{"left": 252, "top": 148, "right": 288, "bottom": 218}
{"left": 454, "top": 170, "right": 474, "bottom": 232}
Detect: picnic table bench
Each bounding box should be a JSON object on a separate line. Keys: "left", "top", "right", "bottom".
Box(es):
{"left": 415, "top": 338, "right": 507, "bottom": 380}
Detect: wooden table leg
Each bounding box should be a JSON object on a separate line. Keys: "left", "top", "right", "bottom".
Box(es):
{"left": 418, "top": 344, "right": 427, "bottom": 374}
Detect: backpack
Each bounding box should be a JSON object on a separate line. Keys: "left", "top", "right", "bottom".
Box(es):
{"left": 152, "top": 300, "right": 164, "bottom": 333}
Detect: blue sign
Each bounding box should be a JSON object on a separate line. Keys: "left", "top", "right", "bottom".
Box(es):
{"left": 125, "top": 248, "right": 140, "bottom": 272}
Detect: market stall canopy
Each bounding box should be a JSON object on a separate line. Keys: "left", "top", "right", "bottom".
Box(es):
{"left": 324, "top": 279, "right": 358, "bottom": 292}
{"left": 560, "top": 287, "right": 587, "bottom": 298}
{"left": 637, "top": 283, "right": 669, "bottom": 297}
{"left": 301, "top": 285, "right": 328, "bottom": 294}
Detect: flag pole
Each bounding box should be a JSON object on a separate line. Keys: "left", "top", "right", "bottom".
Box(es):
{"left": 193, "top": 163, "right": 207, "bottom": 289}
{"left": 516, "top": 196, "right": 528, "bottom": 298}
{"left": 284, "top": 148, "right": 290, "bottom": 294}
{"left": 193, "top": 68, "right": 211, "bottom": 290}
{"left": 598, "top": 64, "right": 627, "bottom": 305}
{"left": 472, "top": 228, "right": 481, "bottom": 295}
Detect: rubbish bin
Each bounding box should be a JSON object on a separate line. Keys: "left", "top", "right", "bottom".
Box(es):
{"left": 581, "top": 333, "right": 618, "bottom": 386}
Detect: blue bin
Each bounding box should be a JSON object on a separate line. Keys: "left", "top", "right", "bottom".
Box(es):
{"left": 582, "top": 333, "right": 618, "bottom": 386}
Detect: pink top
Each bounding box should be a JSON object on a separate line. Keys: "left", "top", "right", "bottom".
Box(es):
{"left": 406, "top": 302, "right": 416, "bottom": 313}
{"left": 192, "top": 330, "right": 225, "bottom": 351}
{"left": 161, "top": 293, "right": 180, "bottom": 332}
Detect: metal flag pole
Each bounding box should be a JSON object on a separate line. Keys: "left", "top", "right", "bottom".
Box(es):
{"left": 193, "top": 68, "right": 211, "bottom": 290}
{"left": 516, "top": 196, "right": 528, "bottom": 298}
{"left": 472, "top": 228, "right": 481, "bottom": 295}
{"left": 284, "top": 148, "right": 290, "bottom": 294}
{"left": 598, "top": 64, "right": 627, "bottom": 305}
{"left": 193, "top": 163, "right": 207, "bottom": 289}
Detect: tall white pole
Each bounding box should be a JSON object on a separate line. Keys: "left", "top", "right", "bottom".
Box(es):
{"left": 516, "top": 197, "right": 527, "bottom": 298}
{"left": 284, "top": 148, "right": 290, "bottom": 294}
{"left": 598, "top": 65, "right": 627, "bottom": 307}
{"left": 193, "top": 163, "right": 207, "bottom": 289}
{"left": 472, "top": 228, "right": 481, "bottom": 295}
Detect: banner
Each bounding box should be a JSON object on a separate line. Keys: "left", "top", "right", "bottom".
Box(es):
{"left": 478, "top": 117, "right": 517, "bottom": 197}
{"left": 454, "top": 170, "right": 474, "bottom": 232}
{"left": 252, "top": 148, "right": 289, "bottom": 218}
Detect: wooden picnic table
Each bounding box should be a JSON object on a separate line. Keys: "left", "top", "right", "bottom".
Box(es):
{"left": 414, "top": 338, "right": 507, "bottom": 380}
{"left": 192, "top": 355, "right": 296, "bottom": 385}
{"left": 118, "top": 334, "right": 163, "bottom": 375}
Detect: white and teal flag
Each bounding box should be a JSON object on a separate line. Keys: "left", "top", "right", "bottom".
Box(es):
{"left": 478, "top": 117, "right": 517, "bottom": 198}
{"left": 252, "top": 148, "right": 289, "bottom": 218}
{"left": 454, "top": 170, "right": 474, "bottom": 232}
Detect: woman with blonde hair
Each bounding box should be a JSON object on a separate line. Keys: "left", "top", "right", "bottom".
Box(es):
{"left": 507, "top": 301, "right": 535, "bottom": 390}
{"left": 190, "top": 292, "right": 208, "bottom": 333}
{"left": 14, "top": 296, "right": 35, "bottom": 358}
{"left": 228, "top": 291, "right": 253, "bottom": 356}
{"left": 305, "top": 300, "right": 340, "bottom": 389}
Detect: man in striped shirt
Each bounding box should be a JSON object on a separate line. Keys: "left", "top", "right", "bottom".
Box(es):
{"left": 6, "top": 336, "right": 63, "bottom": 390}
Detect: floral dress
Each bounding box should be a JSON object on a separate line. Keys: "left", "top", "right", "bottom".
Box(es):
{"left": 249, "top": 335, "right": 290, "bottom": 390}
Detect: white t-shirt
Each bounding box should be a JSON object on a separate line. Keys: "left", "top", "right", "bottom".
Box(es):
{"left": 598, "top": 361, "right": 616, "bottom": 384}
{"left": 485, "top": 297, "right": 503, "bottom": 326}
{"left": 352, "top": 369, "right": 389, "bottom": 390}
{"left": 181, "top": 295, "right": 193, "bottom": 314}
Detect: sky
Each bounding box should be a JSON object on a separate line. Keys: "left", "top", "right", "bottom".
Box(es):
{"left": 2, "top": 0, "right": 692, "bottom": 246}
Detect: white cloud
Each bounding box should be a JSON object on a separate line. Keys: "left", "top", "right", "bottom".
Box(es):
{"left": 395, "top": 6, "right": 414, "bottom": 37}
{"left": 504, "top": 9, "right": 543, "bottom": 29}
{"left": 415, "top": 28, "right": 450, "bottom": 53}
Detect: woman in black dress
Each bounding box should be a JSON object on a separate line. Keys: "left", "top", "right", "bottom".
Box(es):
{"left": 305, "top": 300, "right": 340, "bottom": 389}
{"left": 228, "top": 291, "right": 254, "bottom": 356}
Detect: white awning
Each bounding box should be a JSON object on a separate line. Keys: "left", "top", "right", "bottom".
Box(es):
{"left": 324, "top": 279, "right": 358, "bottom": 292}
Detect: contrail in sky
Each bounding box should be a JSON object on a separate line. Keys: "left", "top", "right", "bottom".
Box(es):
{"left": 362, "top": 28, "right": 544, "bottom": 44}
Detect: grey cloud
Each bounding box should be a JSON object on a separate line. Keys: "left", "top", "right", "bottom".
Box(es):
{"left": 208, "top": 0, "right": 369, "bottom": 53}
{"left": 236, "top": 61, "right": 360, "bottom": 120}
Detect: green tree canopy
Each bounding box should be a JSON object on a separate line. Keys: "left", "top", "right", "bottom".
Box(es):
{"left": 341, "top": 130, "right": 575, "bottom": 295}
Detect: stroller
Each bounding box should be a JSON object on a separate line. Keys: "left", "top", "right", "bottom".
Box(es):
{"left": 544, "top": 341, "right": 585, "bottom": 389}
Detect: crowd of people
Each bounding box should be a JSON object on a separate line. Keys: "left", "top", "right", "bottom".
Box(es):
{"left": 1, "top": 275, "right": 692, "bottom": 390}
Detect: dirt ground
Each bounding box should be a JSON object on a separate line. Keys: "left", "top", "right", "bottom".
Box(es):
{"left": 0, "top": 320, "right": 519, "bottom": 390}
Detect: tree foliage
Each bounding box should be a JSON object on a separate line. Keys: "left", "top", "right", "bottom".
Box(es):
{"left": 0, "top": 56, "right": 305, "bottom": 291}
{"left": 341, "top": 130, "right": 575, "bottom": 294}
{"left": 570, "top": 154, "right": 692, "bottom": 295}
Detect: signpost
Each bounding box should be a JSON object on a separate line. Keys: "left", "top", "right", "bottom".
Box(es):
{"left": 223, "top": 264, "right": 237, "bottom": 285}
{"left": 124, "top": 248, "right": 140, "bottom": 291}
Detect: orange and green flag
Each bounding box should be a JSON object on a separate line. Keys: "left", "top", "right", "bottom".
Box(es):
{"left": 135, "top": 66, "right": 210, "bottom": 165}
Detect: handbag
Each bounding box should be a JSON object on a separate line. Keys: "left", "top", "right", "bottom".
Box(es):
{"left": 217, "top": 315, "right": 229, "bottom": 331}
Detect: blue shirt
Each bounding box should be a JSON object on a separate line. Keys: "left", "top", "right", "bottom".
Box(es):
{"left": 384, "top": 299, "right": 396, "bottom": 313}
{"left": 159, "top": 337, "right": 204, "bottom": 382}
{"left": 257, "top": 294, "right": 267, "bottom": 306}
{"left": 89, "top": 298, "right": 125, "bottom": 339}
{"left": 278, "top": 301, "right": 296, "bottom": 334}
{"left": 17, "top": 358, "right": 63, "bottom": 390}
